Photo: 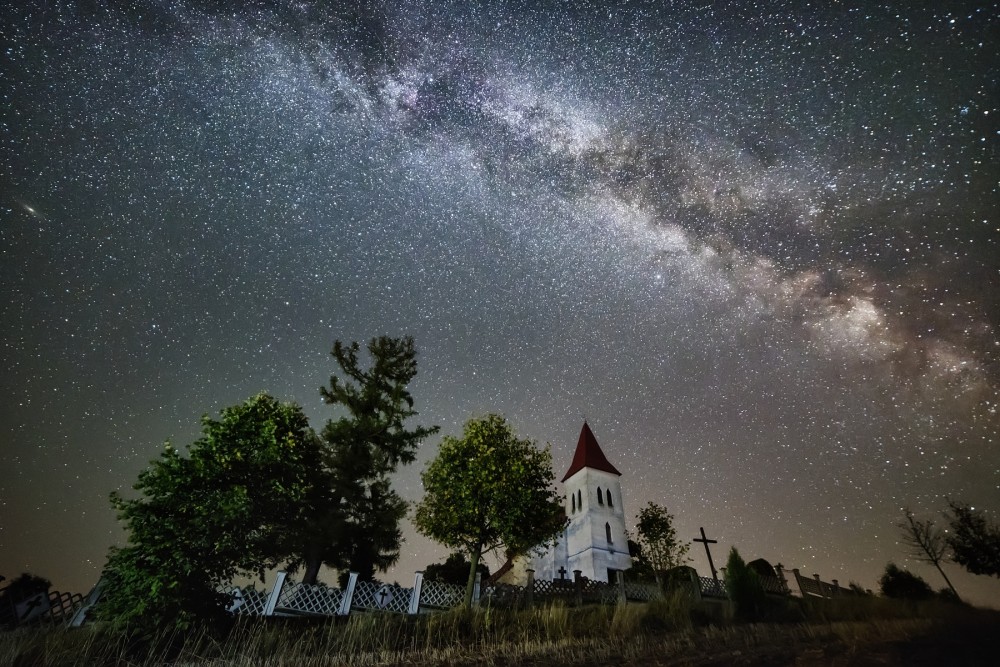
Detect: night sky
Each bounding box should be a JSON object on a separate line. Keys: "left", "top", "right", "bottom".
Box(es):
{"left": 3, "top": 1, "right": 999, "bottom": 606}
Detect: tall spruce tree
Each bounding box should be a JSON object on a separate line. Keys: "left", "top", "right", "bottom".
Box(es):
{"left": 292, "top": 336, "right": 438, "bottom": 584}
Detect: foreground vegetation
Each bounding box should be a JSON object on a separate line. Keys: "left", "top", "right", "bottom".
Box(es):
{"left": 4, "top": 594, "right": 997, "bottom": 666}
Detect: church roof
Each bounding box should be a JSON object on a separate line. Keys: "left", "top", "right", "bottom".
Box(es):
{"left": 561, "top": 422, "right": 621, "bottom": 481}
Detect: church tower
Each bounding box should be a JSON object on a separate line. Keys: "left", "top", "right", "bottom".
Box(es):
{"left": 561, "top": 422, "right": 632, "bottom": 582}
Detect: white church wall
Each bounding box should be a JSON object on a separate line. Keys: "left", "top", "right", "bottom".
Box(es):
{"left": 518, "top": 424, "right": 633, "bottom": 585}
{"left": 563, "top": 467, "right": 632, "bottom": 582}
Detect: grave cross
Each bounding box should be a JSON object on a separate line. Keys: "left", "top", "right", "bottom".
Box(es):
{"left": 378, "top": 587, "right": 391, "bottom": 607}
{"left": 694, "top": 526, "right": 720, "bottom": 583}
{"left": 557, "top": 566, "right": 567, "bottom": 581}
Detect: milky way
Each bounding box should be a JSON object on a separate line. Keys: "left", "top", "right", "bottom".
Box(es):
{"left": 2, "top": 1, "right": 998, "bottom": 605}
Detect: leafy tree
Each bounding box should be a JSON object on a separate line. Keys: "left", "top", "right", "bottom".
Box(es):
{"left": 724, "top": 547, "right": 765, "bottom": 621}
{"left": 98, "top": 393, "right": 322, "bottom": 631}
{"left": 414, "top": 414, "right": 566, "bottom": 607}
{"left": 635, "top": 502, "right": 690, "bottom": 590}
{"left": 946, "top": 500, "right": 1000, "bottom": 579}
{"left": 898, "top": 508, "right": 960, "bottom": 600}
{"left": 848, "top": 581, "right": 869, "bottom": 595}
{"left": 626, "top": 538, "right": 655, "bottom": 582}
{"left": 878, "top": 562, "right": 933, "bottom": 600}
{"left": 423, "top": 552, "right": 491, "bottom": 586}
{"left": 289, "top": 336, "right": 438, "bottom": 584}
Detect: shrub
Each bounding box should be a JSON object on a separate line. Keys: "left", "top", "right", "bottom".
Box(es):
{"left": 879, "top": 563, "right": 934, "bottom": 600}
{"left": 724, "top": 547, "right": 766, "bottom": 621}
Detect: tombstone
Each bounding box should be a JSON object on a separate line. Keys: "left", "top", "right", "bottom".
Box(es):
{"left": 375, "top": 584, "right": 394, "bottom": 609}
{"left": 15, "top": 592, "right": 50, "bottom": 623}
{"left": 747, "top": 558, "right": 785, "bottom": 594}
{"left": 746, "top": 558, "right": 778, "bottom": 579}
{"left": 227, "top": 588, "right": 246, "bottom": 613}
{"left": 664, "top": 565, "right": 698, "bottom": 588}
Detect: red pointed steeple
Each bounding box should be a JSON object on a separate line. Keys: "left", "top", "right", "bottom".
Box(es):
{"left": 561, "top": 422, "right": 621, "bottom": 482}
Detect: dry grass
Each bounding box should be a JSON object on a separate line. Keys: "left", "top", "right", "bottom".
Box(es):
{"left": 2, "top": 595, "right": 996, "bottom": 666}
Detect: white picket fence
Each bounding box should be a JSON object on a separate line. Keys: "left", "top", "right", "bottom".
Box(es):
{"left": 68, "top": 565, "right": 802, "bottom": 624}
{"left": 224, "top": 569, "right": 656, "bottom": 618}
{"left": 225, "top": 571, "right": 466, "bottom": 617}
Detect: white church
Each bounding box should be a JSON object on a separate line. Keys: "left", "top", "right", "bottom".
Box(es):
{"left": 500, "top": 422, "right": 633, "bottom": 584}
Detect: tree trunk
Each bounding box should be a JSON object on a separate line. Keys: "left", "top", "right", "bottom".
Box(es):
{"left": 934, "top": 562, "right": 961, "bottom": 601}
{"left": 302, "top": 544, "right": 322, "bottom": 585}
{"left": 464, "top": 542, "right": 483, "bottom": 609}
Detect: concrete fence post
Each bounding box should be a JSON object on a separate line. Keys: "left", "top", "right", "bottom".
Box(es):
{"left": 813, "top": 574, "right": 827, "bottom": 599}
{"left": 68, "top": 579, "right": 104, "bottom": 628}
{"left": 338, "top": 572, "right": 358, "bottom": 616}
{"left": 263, "top": 572, "right": 287, "bottom": 616}
{"left": 775, "top": 563, "right": 790, "bottom": 594}
{"left": 616, "top": 570, "right": 626, "bottom": 605}
{"left": 525, "top": 569, "right": 535, "bottom": 608}
{"left": 573, "top": 570, "right": 583, "bottom": 606}
{"left": 473, "top": 571, "right": 482, "bottom": 606}
{"left": 792, "top": 569, "right": 806, "bottom": 597}
{"left": 688, "top": 569, "right": 702, "bottom": 602}
{"left": 409, "top": 572, "right": 424, "bottom": 615}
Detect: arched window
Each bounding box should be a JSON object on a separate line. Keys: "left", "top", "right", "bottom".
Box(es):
{"left": 606, "top": 489, "right": 613, "bottom": 507}
{"left": 606, "top": 522, "right": 613, "bottom": 543}
{"left": 597, "top": 487, "right": 604, "bottom": 506}
{"left": 571, "top": 493, "right": 576, "bottom": 513}
{"left": 577, "top": 489, "right": 582, "bottom": 509}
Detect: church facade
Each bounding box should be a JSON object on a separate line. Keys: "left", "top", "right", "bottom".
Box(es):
{"left": 516, "top": 423, "right": 633, "bottom": 583}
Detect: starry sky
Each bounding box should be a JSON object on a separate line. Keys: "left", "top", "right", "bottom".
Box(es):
{"left": 2, "top": 1, "right": 999, "bottom": 606}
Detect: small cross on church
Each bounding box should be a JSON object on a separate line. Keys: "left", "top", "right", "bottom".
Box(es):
{"left": 506, "top": 422, "right": 632, "bottom": 585}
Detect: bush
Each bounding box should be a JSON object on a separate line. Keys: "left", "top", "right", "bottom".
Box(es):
{"left": 724, "top": 547, "right": 766, "bottom": 621}
{"left": 879, "top": 563, "right": 934, "bottom": 600}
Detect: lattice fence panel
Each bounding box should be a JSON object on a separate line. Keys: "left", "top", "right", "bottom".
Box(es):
{"left": 276, "top": 582, "right": 345, "bottom": 616}
{"left": 351, "top": 580, "right": 412, "bottom": 614}
{"left": 670, "top": 580, "right": 701, "bottom": 601}
{"left": 801, "top": 578, "right": 860, "bottom": 598}
{"left": 581, "top": 579, "right": 617, "bottom": 604}
{"left": 531, "top": 579, "right": 575, "bottom": 603}
{"left": 419, "top": 580, "right": 464, "bottom": 610}
{"left": 698, "top": 576, "right": 727, "bottom": 599}
{"left": 224, "top": 586, "right": 269, "bottom": 616}
{"left": 480, "top": 583, "right": 527, "bottom": 608}
{"left": 759, "top": 577, "right": 788, "bottom": 595}
{"left": 796, "top": 577, "right": 825, "bottom": 598}
{"left": 623, "top": 581, "right": 659, "bottom": 602}
{"left": 46, "top": 592, "right": 84, "bottom": 624}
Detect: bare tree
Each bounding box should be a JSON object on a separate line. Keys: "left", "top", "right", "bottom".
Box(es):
{"left": 898, "top": 508, "right": 960, "bottom": 600}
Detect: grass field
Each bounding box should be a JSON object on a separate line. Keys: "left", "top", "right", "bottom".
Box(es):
{"left": 3, "top": 594, "right": 998, "bottom": 666}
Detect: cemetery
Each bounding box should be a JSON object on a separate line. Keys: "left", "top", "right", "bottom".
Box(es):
{"left": 3, "top": 422, "right": 872, "bottom": 629}
{"left": 2, "top": 419, "right": 995, "bottom": 666}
